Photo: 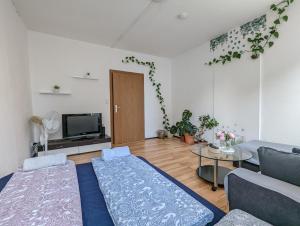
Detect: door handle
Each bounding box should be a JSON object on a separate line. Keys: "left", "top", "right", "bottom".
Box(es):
{"left": 114, "top": 105, "right": 121, "bottom": 113}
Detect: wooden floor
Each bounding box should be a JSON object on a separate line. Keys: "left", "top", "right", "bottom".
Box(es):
{"left": 68, "top": 138, "right": 232, "bottom": 212}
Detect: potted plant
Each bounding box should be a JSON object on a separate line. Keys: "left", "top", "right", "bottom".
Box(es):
{"left": 170, "top": 121, "right": 185, "bottom": 141}
{"left": 183, "top": 122, "right": 198, "bottom": 145}
{"left": 170, "top": 110, "right": 197, "bottom": 145}
{"left": 197, "top": 115, "right": 219, "bottom": 142}
{"left": 53, "top": 85, "right": 60, "bottom": 93}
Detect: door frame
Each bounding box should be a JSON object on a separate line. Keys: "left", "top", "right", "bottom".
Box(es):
{"left": 109, "top": 70, "right": 145, "bottom": 145}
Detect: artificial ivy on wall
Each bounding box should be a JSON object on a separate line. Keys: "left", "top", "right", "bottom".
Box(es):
{"left": 122, "top": 56, "right": 170, "bottom": 131}
{"left": 207, "top": 0, "right": 294, "bottom": 66}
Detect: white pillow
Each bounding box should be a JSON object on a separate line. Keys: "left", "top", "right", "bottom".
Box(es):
{"left": 113, "top": 146, "right": 131, "bottom": 157}
{"left": 101, "top": 146, "right": 131, "bottom": 161}
{"left": 101, "top": 149, "right": 115, "bottom": 161}
{"left": 23, "top": 153, "right": 67, "bottom": 171}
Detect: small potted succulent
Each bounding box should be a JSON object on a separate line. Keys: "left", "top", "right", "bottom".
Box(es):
{"left": 197, "top": 115, "right": 219, "bottom": 142}
{"left": 53, "top": 85, "right": 60, "bottom": 93}
{"left": 170, "top": 110, "right": 197, "bottom": 145}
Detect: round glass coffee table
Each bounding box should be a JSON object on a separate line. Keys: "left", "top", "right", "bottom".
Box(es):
{"left": 191, "top": 145, "right": 252, "bottom": 191}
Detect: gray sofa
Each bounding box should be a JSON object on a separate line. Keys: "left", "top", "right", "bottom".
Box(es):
{"left": 233, "top": 140, "right": 300, "bottom": 171}
{"left": 225, "top": 168, "right": 300, "bottom": 226}
{"left": 215, "top": 209, "right": 271, "bottom": 226}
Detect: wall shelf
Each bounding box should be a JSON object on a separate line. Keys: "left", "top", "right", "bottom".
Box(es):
{"left": 72, "top": 75, "right": 99, "bottom": 80}
{"left": 39, "top": 90, "right": 72, "bottom": 95}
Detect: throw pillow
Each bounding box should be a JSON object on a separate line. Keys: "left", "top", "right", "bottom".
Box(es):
{"left": 258, "top": 147, "right": 300, "bottom": 186}
{"left": 292, "top": 148, "right": 300, "bottom": 154}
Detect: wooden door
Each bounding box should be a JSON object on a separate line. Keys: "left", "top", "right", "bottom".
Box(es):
{"left": 110, "top": 70, "right": 145, "bottom": 145}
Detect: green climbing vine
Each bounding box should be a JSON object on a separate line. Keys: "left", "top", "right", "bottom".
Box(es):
{"left": 122, "top": 56, "right": 170, "bottom": 131}
{"left": 207, "top": 0, "right": 294, "bottom": 65}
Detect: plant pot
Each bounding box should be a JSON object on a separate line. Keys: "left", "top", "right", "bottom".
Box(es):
{"left": 184, "top": 134, "right": 195, "bottom": 145}
{"left": 157, "top": 130, "right": 167, "bottom": 139}
{"left": 53, "top": 88, "right": 60, "bottom": 93}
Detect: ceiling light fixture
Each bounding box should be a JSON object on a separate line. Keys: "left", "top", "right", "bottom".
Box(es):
{"left": 177, "top": 12, "right": 189, "bottom": 20}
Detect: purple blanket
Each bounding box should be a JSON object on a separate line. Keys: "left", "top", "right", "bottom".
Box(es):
{"left": 0, "top": 160, "right": 82, "bottom": 226}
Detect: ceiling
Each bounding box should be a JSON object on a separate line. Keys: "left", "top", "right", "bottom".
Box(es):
{"left": 12, "top": 0, "right": 276, "bottom": 57}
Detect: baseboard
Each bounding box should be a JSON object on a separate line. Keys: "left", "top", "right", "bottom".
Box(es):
{"left": 145, "top": 137, "right": 158, "bottom": 140}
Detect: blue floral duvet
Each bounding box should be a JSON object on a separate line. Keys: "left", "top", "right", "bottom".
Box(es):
{"left": 92, "top": 155, "right": 214, "bottom": 226}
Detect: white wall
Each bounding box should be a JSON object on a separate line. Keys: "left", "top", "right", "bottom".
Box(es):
{"left": 213, "top": 57, "right": 260, "bottom": 141}
{"left": 28, "top": 31, "right": 172, "bottom": 139}
{"left": 171, "top": 42, "right": 215, "bottom": 142}
{"left": 0, "top": 0, "right": 32, "bottom": 176}
{"left": 261, "top": 0, "right": 300, "bottom": 145}
{"left": 172, "top": 2, "right": 300, "bottom": 146}
{"left": 172, "top": 42, "right": 260, "bottom": 142}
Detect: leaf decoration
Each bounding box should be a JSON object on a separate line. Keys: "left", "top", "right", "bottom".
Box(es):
{"left": 207, "top": 0, "right": 294, "bottom": 66}
{"left": 122, "top": 56, "right": 170, "bottom": 131}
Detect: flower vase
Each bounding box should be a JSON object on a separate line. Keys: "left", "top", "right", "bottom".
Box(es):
{"left": 220, "top": 140, "right": 231, "bottom": 150}
{"left": 225, "top": 140, "right": 231, "bottom": 149}
{"left": 219, "top": 140, "right": 225, "bottom": 149}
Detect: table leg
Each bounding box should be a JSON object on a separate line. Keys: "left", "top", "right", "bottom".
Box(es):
{"left": 197, "top": 156, "right": 202, "bottom": 176}
{"left": 212, "top": 159, "right": 218, "bottom": 191}
{"left": 238, "top": 160, "right": 242, "bottom": 168}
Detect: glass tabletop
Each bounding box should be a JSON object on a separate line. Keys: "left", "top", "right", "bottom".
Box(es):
{"left": 191, "top": 145, "right": 252, "bottom": 162}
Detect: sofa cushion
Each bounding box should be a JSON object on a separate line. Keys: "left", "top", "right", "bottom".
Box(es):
{"left": 293, "top": 148, "right": 300, "bottom": 154}
{"left": 215, "top": 209, "right": 272, "bottom": 226}
{"left": 258, "top": 147, "right": 300, "bottom": 186}
{"left": 234, "top": 140, "right": 297, "bottom": 166}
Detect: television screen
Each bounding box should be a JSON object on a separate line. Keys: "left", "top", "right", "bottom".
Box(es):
{"left": 62, "top": 113, "right": 102, "bottom": 138}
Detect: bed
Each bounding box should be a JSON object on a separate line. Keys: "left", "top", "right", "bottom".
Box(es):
{"left": 0, "top": 157, "right": 225, "bottom": 226}
{"left": 0, "top": 160, "right": 82, "bottom": 226}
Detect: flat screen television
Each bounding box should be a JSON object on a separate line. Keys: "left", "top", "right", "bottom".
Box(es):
{"left": 62, "top": 113, "right": 102, "bottom": 138}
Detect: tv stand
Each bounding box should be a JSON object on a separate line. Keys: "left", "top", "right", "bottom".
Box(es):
{"left": 70, "top": 136, "right": 96, "bottom": 141}
{"left": 38, "top": 135, "right": 111, "bottom": 157}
